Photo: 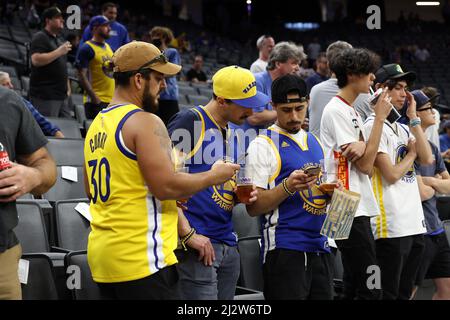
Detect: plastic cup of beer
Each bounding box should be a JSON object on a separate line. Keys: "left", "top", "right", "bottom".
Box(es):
{"left": 236, "top": 167, "right": 254, "bottom": 205}
{"left": 319, "top": 158, "right": 339, "bottom": 193}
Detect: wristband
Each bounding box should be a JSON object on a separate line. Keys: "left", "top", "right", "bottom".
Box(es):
{"left": 282, "top": 178, "right": 296, "bottom": 196}
{"left": 409, "top": 118, "right": 421, "bottom": 128}
{"left": 180, "top": 228, "right": 196, "bottom": 251}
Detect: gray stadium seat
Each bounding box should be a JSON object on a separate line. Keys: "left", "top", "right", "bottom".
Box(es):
{"left": 55, "top": 199, "right": 91, "bottom": 251}
{"left": 237, "top": 236, "right": 264, "bottom": 292}
{"left": 198, "top": 87, "right": 213, "bottom": 97}
{"left": 14, "top": 200, "right": 67, "bottom": 270}
{"left": 15, "top": 200, "right": 68, "bottom": 300}
{"left": 42, "top": 166, "right": 86, "bottom": 202}
{"left": 21, "top": 254, "right": 59, "bottom": 300}
{"left": 178, "top": 94, "right": 189, "bottom": 105}
{"left": 0, "top": 48, "right": 20, "bottom": 61}
{"left": 65, "top": 251, "right": 102, "bottom": 300}
{"left": 21, "top": 76, "right": 30, "bottom": 93}
{"left": 10, "top": 76, "right": 21, "bottom": 90}
{"left": 232, "top": 204, "right": 260, "bottom": 239}
{"left": 15, "top": 201, "right": 50, "bottom": 253}
{"left": 75, "top": 104, "right": 87, "bottom": 125}
{"left": 46, "top": 138, "right": 84, "bottom": 166}
{"left": 46, "top": 117, "right": 82, "bottom": 139}
{"left": 0, "top": 65, "right": 18, "bottom": 77}
{"left": 179, "top": 86, "right": 198, "bottom": 96}
{"left": 188, "top": 94, "right": 210, "bottom": 106}
{"left": 191, "top": 81, "right": 210, "bottom": 89}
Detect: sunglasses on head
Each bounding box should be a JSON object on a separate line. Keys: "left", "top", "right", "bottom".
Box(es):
{"left": 118, "top": 53, "right": 168, "bottom": 76}
{"left": 137, "top": 52, "right": 168, "bottom": 70}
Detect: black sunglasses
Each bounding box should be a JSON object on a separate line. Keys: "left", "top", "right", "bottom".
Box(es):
{"left": 137, "top": 53, "right": 168, "bottom": 70}
{"left": 417, "top": 106, "right": 433, "bottom": 112}
{"left": 118, "top": 53, "right": 168, "bottom": 76}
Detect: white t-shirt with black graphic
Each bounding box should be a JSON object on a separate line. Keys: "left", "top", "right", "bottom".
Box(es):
{"left": 320, "top": 96, "right": 379, "bottom": 218}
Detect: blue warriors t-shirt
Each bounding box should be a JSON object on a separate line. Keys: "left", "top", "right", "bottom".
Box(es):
{"left": 255, "top": 127, "right": 330, "bottom": 261}
{"left": 168, "top": 106, "right": 239, "bottom": 246}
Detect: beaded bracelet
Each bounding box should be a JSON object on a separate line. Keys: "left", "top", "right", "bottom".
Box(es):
{"left": 181, "top": 228, "right": 196, "bottom": 251}
{"left": 282, "top": 178, "right": 295, "bottom": 196}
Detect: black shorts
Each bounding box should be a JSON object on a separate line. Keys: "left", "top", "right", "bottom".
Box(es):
{"left": 263, "top": 248, "right": 333, "bottom": 300}
{"left": 416, "top": 232, "right": 450, "bottom": 286}
{"left": 96, "top": 265, "right": 180, "bottom": 300}
{"left": 375, "top": 234, "right": 425, "bottom": 300}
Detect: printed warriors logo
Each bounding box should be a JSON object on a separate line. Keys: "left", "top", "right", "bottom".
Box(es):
{"left": 396, "top": 144, "right": 415, "bottom": 183}
{"left": 212, "top": 177, "right": 236, "bottom": 212}
{"left": 102, "top": 57, "right": 114, "bottom": 78}
{"left": 299, "top": 164, "right": 328, "bottom": 216}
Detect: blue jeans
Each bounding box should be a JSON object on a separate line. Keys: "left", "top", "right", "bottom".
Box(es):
{"left": 176, "top": 243, "right": 240, "bottom": 300}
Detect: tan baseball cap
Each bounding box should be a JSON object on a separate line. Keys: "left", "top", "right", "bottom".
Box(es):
{"left": 112, "top": 41, "right": 181, "bottom": 76}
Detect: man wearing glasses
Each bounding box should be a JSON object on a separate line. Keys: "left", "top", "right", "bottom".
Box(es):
{"left": 411, "top": 89, "right": 450, "bottom": 300}
{"left": 364, "top": 64, "right": 433, "bottom": 299}
{"left": 83, "top": 42, "right": 239, "bottom": 299}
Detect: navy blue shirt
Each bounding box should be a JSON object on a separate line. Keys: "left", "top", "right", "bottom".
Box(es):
{"left": 415, "top": 141, "right": 447, "bottom": 234}
{"left": 74, "top": 42, "right": 96, "bottom": 69}
{"left": 80, "top": 21, "right": 130, "bottom": 52}
{"left": 305, "top": 72, "right": 329, "bottom": 93}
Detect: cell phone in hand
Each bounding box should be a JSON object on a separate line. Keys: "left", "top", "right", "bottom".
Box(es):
{"left": 369, "top": 88, "right": 400, "bottom": 124}
{"left": 304, "top": 166, "right": 321, "bottom": 176}
{"left": 368, "top": 88, "right": 383, "bottom": 106}
{"left": 386, "top": 107, "right": 401, "bottom": 124}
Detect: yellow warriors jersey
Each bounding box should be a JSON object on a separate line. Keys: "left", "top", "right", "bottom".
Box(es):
{"left": 84, "top": 103, "right": 178, "bottom": 283}
{"left": 84, "top": 41, "right": 115, "bottom": 103}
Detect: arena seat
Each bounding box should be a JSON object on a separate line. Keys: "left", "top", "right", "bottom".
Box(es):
{"left": 237, "top": 235, "right": 264, "bottom": 292}
{"left": 46, "top": 118, "right": 82, "bottom": 139}
{"left": 21, "top": 254, "right": 59, "bottom": 300}
{"left": 42, "top": 166, "right": 86, "bottom": 203}
{"left": 46, "top": 138, "right": 84, "bottom": 166}
{"left": 188, "top": 94, "right": 210, "bottom": 106}
{"left": 232, "top": 204, "right": 260, "bottom": 239}
{"left": 55, "top": 199, "right": 91, "bottom": 251}
{"left": 65, "top": 251, "right": 101, "bottom": 300}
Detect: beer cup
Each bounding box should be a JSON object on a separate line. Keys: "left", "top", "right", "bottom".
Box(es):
{"left": 236, "top": 166, "right": 254, "bottom": 205}
{"left": 319, "top": 158, "right": 339, "bottom": 192}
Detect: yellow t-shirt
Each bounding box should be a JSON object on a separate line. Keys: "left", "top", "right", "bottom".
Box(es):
{"left": 84, "top": 40, "right": 114, "bottom": 103}
{"left": 84, "top": 103, "right": 178, "bottom": 283}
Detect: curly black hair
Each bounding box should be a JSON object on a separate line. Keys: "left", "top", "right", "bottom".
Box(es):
{"left": 330, "top": 48, "right": 380, "bottom": 88}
